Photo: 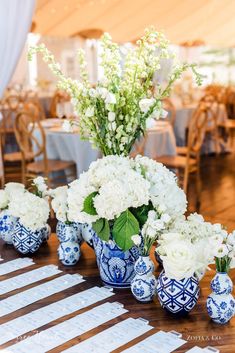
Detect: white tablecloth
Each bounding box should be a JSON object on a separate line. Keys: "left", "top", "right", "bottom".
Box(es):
{"left": 137, "top": 122, "right": 176, "bottom": 158}
{"left": 34, "top": 124, "right": 100, "bottom": 177}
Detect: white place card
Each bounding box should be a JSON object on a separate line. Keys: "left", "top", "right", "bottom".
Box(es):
{"left": 122, "top": 330, "right": 186, "bottom": 353}
{"left": 7, "top": 302, "right": 127, "bottom": 353}
{"left": 0, "top": 265, "right": 61, "bottom": 295}
{"left": 0, "top": 286, "right": 114, "bottom": 345}
{"left": 186, "top": 347, "right": 220, "bottom": 353}
{"left": 62, "top": 317, "right": 153, "bottom": 353}
{"left": 0, "top": 273, "right": 84, "bottom": 317}
{"left": 0, "top": 258, "right": 34, "bottom": 276}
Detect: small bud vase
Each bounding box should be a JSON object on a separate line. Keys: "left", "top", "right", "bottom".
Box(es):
{"left": 0, "top": 210, "right": 18, "bottom": 245}
{"left": 131, "top": 256, "right": 157, "bottom": 302}
{"left": 58, "top": 241, "right": 81, "bottom": 266}
{"left": 56, "top": 221, "right": 83, "bottom": 245}
{"left": 157, "top": 270, "right": 200, "bottom": 316}
{"left": 206, "top": 272, "right": 235, "bottom": 324}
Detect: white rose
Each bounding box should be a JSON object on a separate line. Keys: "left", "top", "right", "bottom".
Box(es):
{"left": 85, "top": 106, "right": 94, "bottom": 117}
{"left": 161, "top": 239, "right": 196, "bottom": 280}
{"left": 139, "top": 98, "right": 155, "bottom": 113}
{"left": 0, "top": 190, "right": 9, "bottom": 209}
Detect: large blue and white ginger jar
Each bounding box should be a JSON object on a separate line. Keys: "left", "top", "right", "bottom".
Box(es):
{"left": 207, "top": 272, "right": 235, "bottom": 324}
{"left": 93, "top": 231, "right": 139, "bottom": 289}
{"left": 157, "top": 270, "right": 200, "bottom": 316}
{"left": 58, "top": 241, "right": 81, "bottom": 266}
{"left": 56, "top": 221, "right": 83, "bottom": 245}
{"left": 12, "top": 222, "right": 46, "bottom": 254}
{"left": 131, "top": 256, "right": 157, "bottom": 302}
{"left": 0, "top": 210, "right": 18, "bottom": 245}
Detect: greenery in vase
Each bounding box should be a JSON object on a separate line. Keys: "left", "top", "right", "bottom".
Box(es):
{"left": 28, "top": 27, "right": 202, "bottom": 156}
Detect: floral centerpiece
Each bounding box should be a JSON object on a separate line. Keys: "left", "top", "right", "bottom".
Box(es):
{"left": 7, "top": 188, "right": 50, "bottom": 254}
{"left": 28, "top": 27, "right": 202, "bottom": 287}
{"left": 206, "top": 230, "right": 235, "bottom": 324}
{"left": 156, "top": 214, "right": 229, "bottom": 315}
{"left": 0, "top": 183, "right": 25, "bottom": 244}
{"left": 28, "top": 27, "right": 202, "bottom": 156}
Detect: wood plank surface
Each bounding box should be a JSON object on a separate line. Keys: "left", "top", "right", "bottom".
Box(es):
{"left": 0, "top": 236, "right": 234, "bottom": 353}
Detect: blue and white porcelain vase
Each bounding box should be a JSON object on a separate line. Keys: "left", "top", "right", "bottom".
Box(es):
{"left": 0, "top": 210, "right": 18, "bottom": 245}
{"left": 157, "top": 270, "right": 200, "bottom": 316}
{"left": 58, "top": 241, "right": 81, "bottom": 266}
{"left": 56, "top": 221, "right": 83, "bottom": 245}
{"left": 131, "top": 256, "right": 157, "bottom": 302}
{"left": 92, "top": 231, "right": 139, "bottom": 289}
{"left": 12, "top": 222, "right": 45, "bottom": 254}
{"left": 42, "top": 224, "right": 51, "bottom": 242}
{"left": 80, "top": 223, "right": 95, "bottom": 248}
{"left": 206, "top": 272, "right": 235, "bottom": 324}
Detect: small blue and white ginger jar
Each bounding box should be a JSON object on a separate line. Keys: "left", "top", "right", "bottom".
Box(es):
{"left": 12, "top": 222, "right": 46, "bottom": 254}
{"left": 207, "top": 272, "right": 235, "bottom": 324}
{"left": 58, "top": 241, "right": 80, "bottom": 266}
{"left": 56, "top": 221, "right": 83, "bottom": 245}
{"left": 0, "top": 210, "right": 18, "bottom": 245}
{"left": 157, "top": 270, "right": 200, "bottom": 316}
{"left": 93, "top": 231, "right": 139, "bottom": 289}
{"left": 80, "top": 223, "right": 95, "bottom": 248}
{"left": 131, "top": 256, "right": 157, "bottom": 302}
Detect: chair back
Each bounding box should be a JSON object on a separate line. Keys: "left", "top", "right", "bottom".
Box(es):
{"left": 50, "top": 90, "right": 70, "bottom": 117}
{"left": 23, "top": 101, "right": 45, "bottom": 121}
{"left": 187, "top": 104, "right": 212, "bottom": 156}
{"left": 0, "top": 134, "right": 4, "bottom": 187}
{"left": 14, "top": 111, "right": 47, "bottom": 165}
{"left": 162, "top": 98, "right": 176, "bottom": 126}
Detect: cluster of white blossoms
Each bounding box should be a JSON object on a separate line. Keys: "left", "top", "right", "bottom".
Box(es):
{"left": 33, "top": 176, "right": 48, "bottom": 198}
{"left": 8, "top": 190, "right": 49, "bottom": 231}
{"left": 132, "top": 155, "right": 187, "bottom": 218}
{"left": 67, "top": 155, "right": 185, "bottom": 232}
{"left": 0, "top": 183, "right": 25, "bottom": 210}
{"left": 28, "top": 27, "right": 202, "bottom": 157}
{"left": 50, "top": 186, "right": 69, "bottom": 223}
{"left": 157, "top": 213, "right": 234, "bottom": 280}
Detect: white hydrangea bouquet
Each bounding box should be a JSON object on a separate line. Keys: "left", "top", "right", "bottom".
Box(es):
{"left": 28, "top": 27, "right": 202, "bottom": 156}
{"left": 156, "top": 213, "right": 229, "bottom": 280}
{"left": 67, "top": 155, "right": 186, "bottom": 251}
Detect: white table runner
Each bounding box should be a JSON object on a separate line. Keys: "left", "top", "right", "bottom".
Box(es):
{"left": 8, "top": 302, "right": 127, "bottom": 353}
{"left": 0, "top": 265, "right": 61, "bottom": 295}
{"left": 0, "top": 258, "right": 34, "bottom": 276}
{"left": 62, "top": 318, "right": 153, "bottom": 353}
{"left": 0, "top": 273, "right": 84, "bottom": 317}
{"left": 0, "top": 286, "right": 114, "bottom": 345}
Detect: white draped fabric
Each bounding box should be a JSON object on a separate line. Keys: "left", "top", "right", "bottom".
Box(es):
{"left": 0, "top": 0, "right": 35, "bottom": 98}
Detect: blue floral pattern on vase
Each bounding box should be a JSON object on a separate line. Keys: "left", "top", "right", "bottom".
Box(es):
{"left": 131, "top": 256, "right": 157, "bottom": 302}
{"left": 56, "top": 221, "right": 83, "bottom": 245}
{"left": 157, "top": 270, "right": 200, "bottom": 316}
{"left": 207, "top": 272, "right": 235, "bottom": 324}
{"left": 92, "top": 230, "right": 139, "bottom": 289}
{"left": 42, "top": 224, "right": 51, "bottom": 242}
{"left": 0, "top": 210, "right": 18, "bottom": 245}
{"left": 12, "top": 222, "right": 45, "bottom": 254}
{"left": 80, "top": 223, "right": 95, "bottom": 248}
{"left": 58, "top": 241, "right": 80, "bottom": 266}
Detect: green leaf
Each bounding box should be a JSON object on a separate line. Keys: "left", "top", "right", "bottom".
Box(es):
{"left": 92, "top": 218, "right": 110, "bottom": 241}
{"left": 113, "top": 210, "right": 139, "bottom": 251}
{"left": 83, "top": 192, "right": 98, "bottom": 215}
{"left": 130, "top": 203, "right": 153, "bottom": 227}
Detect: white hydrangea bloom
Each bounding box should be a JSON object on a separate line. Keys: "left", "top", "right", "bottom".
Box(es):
{"left": 0, "top": 190, "right": 9, "bottom": 210}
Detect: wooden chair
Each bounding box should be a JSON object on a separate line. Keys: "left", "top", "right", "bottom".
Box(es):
{"left": 14, "top": 111, "right": 76, "bottom": 186}
{"left": 50, "top": 90, "right": 70, "bottom": 118}
{"left": 162, "top": 98, "right": 176, "bottom": 126}
{"left": 155, "top": 105, "right": 210, "bottom": 206}
{"left": 0, "top": 134, "right": 4, "bottom": 187}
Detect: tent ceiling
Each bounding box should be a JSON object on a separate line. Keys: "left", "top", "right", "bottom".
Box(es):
{"left": 34, "top": 0, "right": 235, "bottom": 46}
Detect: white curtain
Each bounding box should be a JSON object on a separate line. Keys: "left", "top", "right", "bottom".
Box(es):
{"left": 0, "top": 0, "right": 35, "bottom": 98}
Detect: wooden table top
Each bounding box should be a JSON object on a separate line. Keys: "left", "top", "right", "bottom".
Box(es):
{"left": 0, "top": 235, "right": 234, "bottom": 353}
